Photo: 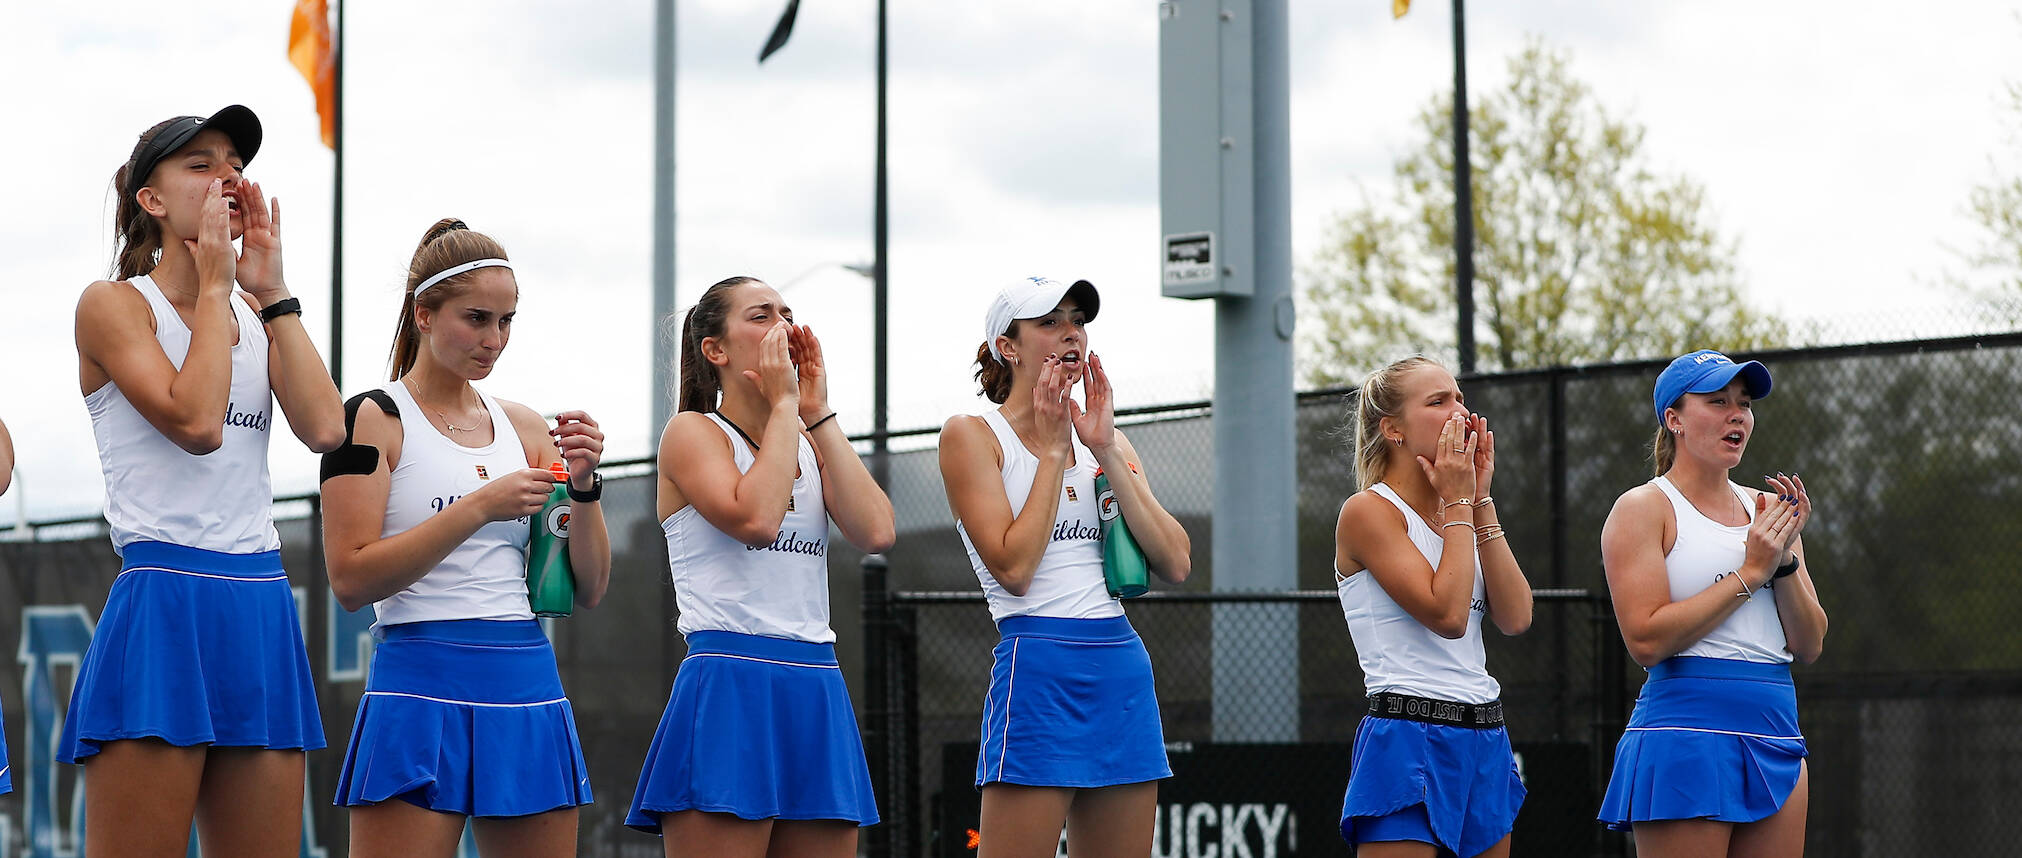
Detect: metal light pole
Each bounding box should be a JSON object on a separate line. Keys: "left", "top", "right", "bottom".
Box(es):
{"left": 1451, "top": 0, "right": 1477, "bottom": 374}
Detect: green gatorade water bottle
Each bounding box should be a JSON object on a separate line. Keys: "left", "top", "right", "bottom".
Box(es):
{"left": 1094, "top": 467, "right": 1150, "bottom": 599}
{"left": 526, "top": 462, "right": 576, "bottom": 617}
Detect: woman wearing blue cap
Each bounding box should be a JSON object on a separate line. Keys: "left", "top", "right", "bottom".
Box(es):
{"left": 67, "top": 106, "right": 345, "bottom": 856}
{"left": 940, "top": 276, "right": 1192, "bottom": 858}
{"left": 1332, "top": 356, "right": 1533, "bottom": 858}
{"left": 1597, "top": 350, "right": 1829, "bottom": 856}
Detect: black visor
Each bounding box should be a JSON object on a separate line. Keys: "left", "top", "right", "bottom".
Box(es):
{"left": 124, "top": 105, "right": 263, "bottom": 201}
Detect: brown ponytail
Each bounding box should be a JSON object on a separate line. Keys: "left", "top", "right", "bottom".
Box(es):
{"left": 676, "top": 277, "right": 761, "bottom": 413}
{"left": 971, "top": 321, "right": 1020, "bottom": 404}
{"left": 109, "top": 119, "right": 181, "bottom": 281}
{"left": 973, "top": 341, "right": 1014, "bottom": 404}
{"left": 388, "top": 218, "right": 511, "bottom": 380}
{"left": 1651, "top": 401, "right": 1682, "bottom": 476}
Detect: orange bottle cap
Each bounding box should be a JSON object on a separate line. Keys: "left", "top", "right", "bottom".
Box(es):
{"left": 548, "top": 462, "right": 569, "bottom": 480}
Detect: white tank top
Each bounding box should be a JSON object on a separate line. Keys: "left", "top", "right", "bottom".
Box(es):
{"left": 1651, "top": 476, "right": 1792, "bottom": 664}
{"left": 369, "top": 382, "right": 535, "bottom": 632}
{"left": 957, "top": 409, "right": 1121, "bottom": 622}
{"left": 663, "top": 413, "right": 834, "bottom": 643}
{"left": 86, "top": 275, "right": 280, "bottom": 554}
{"left": 1335, "top": 483, "right": 1499, "bottom": 703}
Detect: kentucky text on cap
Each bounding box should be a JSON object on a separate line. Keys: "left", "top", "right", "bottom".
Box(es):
{"left": 1651, "top": 349, "right": 1773, "bottom": 423}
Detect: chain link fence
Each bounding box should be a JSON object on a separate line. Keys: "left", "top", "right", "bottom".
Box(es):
{"left": 0, "top": 333, "right": 2017, "bottom": 856}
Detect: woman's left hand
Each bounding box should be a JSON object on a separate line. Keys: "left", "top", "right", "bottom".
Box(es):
{"left": 1069, "top": 352, "right": 1116, "bottom": 454}
{"left": 551, "top": 410, "right": 604, "bottom": 488}
{"left": 788, "top": 323, "right": 830, "bottom": 424}
{"left": 234, "top": 181, "right": 288, "bottom": 302}
{"left": 1470, "top": 412, "right": 1495, "bottom": 497}
{"left": 1765, "top": 472, "right": 1811, "bottom": 544}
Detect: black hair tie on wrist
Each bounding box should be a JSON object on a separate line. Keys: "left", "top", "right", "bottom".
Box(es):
{"left": 807, "top": 412, "right": 838, "bottom": 432}
{"left": 258, "top": 297, "right": 302, "bottom": 324}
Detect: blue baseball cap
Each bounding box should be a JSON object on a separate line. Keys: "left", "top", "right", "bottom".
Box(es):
{"left": 1652, "top": 350, "right": 1772, "bottom": 423}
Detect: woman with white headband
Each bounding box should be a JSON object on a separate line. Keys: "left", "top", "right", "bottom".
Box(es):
{"left": 66, "top": 104, "right": 345, "bottom": 856}
{"left": 320, "top": 218, "right": 611, "bottom": 856}
{"left": 939, "top": 276, "right": 1192, "bottom": 857}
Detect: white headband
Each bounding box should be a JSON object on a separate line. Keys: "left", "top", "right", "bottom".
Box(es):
{"left": 414, "top": 258, "right": 512, "bottom": 297}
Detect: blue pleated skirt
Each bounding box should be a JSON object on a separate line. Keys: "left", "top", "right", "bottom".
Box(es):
{"left": 1598, "top": 656, "right": 1806, "bottom": 830}
{"left": 59, "top": 542, "right": 325, "bottom": 762}
{"left": 626, "top": 631, "right": 878, "bottom": 832}
{"left": 1, "top": 706, "right": 12, "bottom": 793}
{"left": 1339, "top": 713, "right": 1524, "bottom": 857}
{"left": 975, "top": 615, "right": 1172, "bottom": 790}
{"left": 335, "top": 619, "right": 592, "bottom": 817}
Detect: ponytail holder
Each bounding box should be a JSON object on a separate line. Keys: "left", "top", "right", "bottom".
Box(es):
{"left": 414, "top": 258, "right": 511, "bottom": 297}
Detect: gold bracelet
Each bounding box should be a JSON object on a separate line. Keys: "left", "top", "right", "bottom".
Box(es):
{"left": 1441, "top": 498, "right": 1473, "bottom": 509}
{"left": 1440, "top": 519, "right": 1475, "bottom": 530}
{"left": 1476, "top": 530, "right": 1507, "bottom": 547}
{"left": 1472, "top": 496, "right": 1494, "bottom": 507}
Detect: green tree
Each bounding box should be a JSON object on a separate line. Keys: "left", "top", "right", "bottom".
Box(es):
{"left": 1960, "top": 78, "right": 2022, "bottom": 307}
{"left": 1302, "top": 39, "right": 1786, "bottom": 386}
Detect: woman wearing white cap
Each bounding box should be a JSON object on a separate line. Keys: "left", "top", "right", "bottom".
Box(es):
{"left": 939, "top": 276, "right": 1192, "bottom": 857}
{"left": 1332, "top": 356, "right": 1533, "bottom": 858}
{"left": 1597, "top": 349, "right": 1828, "bottom": 856}
{"left": 320, "top": 218, "right": 610, "bottom": 856}
{"left": 67, "top": 105, "right": 345, "bottom": 856}
{"left": 627, "top": 276, "right": 894, "bottom": 858}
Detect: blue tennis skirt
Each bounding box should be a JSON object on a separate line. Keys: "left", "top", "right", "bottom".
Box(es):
{"left": 59, "top": 542, "right": 325, "bottom": 762}
{"left": 1599, "top": 656, "right": 1806, "bottom": 830}
{"left": 626, "top": 631, "right": 878, "bottom": 832}
{"left": 976, "top": 615, "right": 1172, "bottom": 790}
{"left": 335, "top": 619, "right": 592, "bottom": 817}
{"left": 0, "top": 706, "right": 11, "bottom": 793}
{"left": 1339, "top": 711, "right": 1524, "bottom": 857}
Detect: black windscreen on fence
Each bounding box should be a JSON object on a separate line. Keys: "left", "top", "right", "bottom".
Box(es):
{"left": 0, "top": 334, "right": 2015, "bottom": 857}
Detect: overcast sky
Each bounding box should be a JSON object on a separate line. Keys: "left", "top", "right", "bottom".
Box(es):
{"left": 3, "top": 0, "right": 2017, "bottom": 522}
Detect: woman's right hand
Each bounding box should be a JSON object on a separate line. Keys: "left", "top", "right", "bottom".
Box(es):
{"left": 470, "top": 467, "right": 558, "bottom": 523}
{"left": 1033, "top": 354, "right": 1074, "bottom": 461}
{"left": 1743, "top": 490, "right": 1800, "bottom": 582}
{"left": 742, "top": 323, "right": 801, "bottom": 410}
{"left": 184, "top": 179, "right": 236, "bottom": 293}
{"left": 1415, "top": 412, "right": 1478, "bottom": 504}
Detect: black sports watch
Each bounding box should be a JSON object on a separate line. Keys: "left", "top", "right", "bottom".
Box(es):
{"left": 258, "top": 297, "right": 303, "bottom": 323}
{"left": 1772, "top": 553, "right": 1800, "bottom": 579}
{"left": 567, "top": 473, "right": 603, "bottom": 503}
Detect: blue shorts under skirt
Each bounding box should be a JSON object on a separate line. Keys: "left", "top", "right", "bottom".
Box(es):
{"left": 626, "top": 631, "right": 878, "bottom": 832}
{"left": 59, "top": 542, "right": 325, "bottom": 762}
{"left": 975, "top": 615, "right": 1172, "bottom": 790}
{"left": 1599, "top": 656, "right": 1806, "bottom": 830}
{"left": 335, "top": 620, "right": 592, "bottom": 817}
{"left": 1339, "top": 714, "right": 1524, "bottom": 858}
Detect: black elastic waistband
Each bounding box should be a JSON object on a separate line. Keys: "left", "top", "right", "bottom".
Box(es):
{"left": 1367, "top": 692, "right": 1505, "bottom": 728}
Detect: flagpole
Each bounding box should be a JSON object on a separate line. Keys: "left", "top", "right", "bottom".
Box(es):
{"left": 1451, "top": 0, "right": 1475, "bottom": 374}
{"left": 330, "top": 0, "right": 345, "bottom": 389}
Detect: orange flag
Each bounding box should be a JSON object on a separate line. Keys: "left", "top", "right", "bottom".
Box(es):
{"left": 1393, "top": 0, "right": 1411, "bottom": 18}
{"left": 288, "top": 0, "right": 336, "bottom": 148}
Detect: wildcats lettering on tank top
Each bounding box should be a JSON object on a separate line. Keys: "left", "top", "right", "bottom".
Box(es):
{"left": 958, "top": 409, "right": 1121, "bottom": 622}
{"left": 662, "top": 413, "right": 835, "bottom": 644}
{"left": 370, "top": 382, "right": 535, "bottom": 632}
{"left": 86, "top": 275, "right": 280, "bottom": 554}
{"left": 1335, "top": 483, "right": 1499, "bottom": 704}
{"left": 1651, "top": 476, "right": 1792, "bottom": 664}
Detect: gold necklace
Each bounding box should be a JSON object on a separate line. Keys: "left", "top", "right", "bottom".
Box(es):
{"left": 409, "top": 380, "right": 480, "bottom": 433}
